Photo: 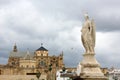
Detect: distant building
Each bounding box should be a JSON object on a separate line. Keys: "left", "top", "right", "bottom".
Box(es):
{"left": 56, "top": 69, "right": 76, "bottom": 80}
{"left": 56, "top": 70, "right": 70, "bottom": 80}
{"left": 0, "top": 43, "right": 64, "bottom": 76}
{"left": 108, "top": 68, "right": 120, "bottom": 80}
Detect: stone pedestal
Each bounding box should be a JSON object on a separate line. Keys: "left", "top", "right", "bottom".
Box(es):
{"left": 80, "top": 53, "right": 107, "bottom": 80}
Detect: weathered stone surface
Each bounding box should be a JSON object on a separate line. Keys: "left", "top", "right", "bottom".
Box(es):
{"left": 81, "top": 13, "right": 96, "bottom": 54}
{"left": 80, "top": 14, "right": 108, "bottom": 80}
{"left": 80, "top": 53, "right": 104, "bottom": 77}
{"left": 0, "top": 75, "right": 47, "bottom": 80}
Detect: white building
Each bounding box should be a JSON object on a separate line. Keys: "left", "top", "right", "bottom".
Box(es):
{"left": 109, "top": 68, "right": 120, "bottom": 80}
{"left": 56, "top": 70, "right": 72, "bottom": 80}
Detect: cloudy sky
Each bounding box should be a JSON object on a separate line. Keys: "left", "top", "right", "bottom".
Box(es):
{"left": 0, "top": 0, "right": 120, "bottom": 68}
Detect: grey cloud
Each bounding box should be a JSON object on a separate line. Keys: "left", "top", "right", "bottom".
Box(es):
{"left": 32, "top": 0, "right": 120, "bottom": 32}
{"left": 0, "top": 0, "right": 13, "bottom": 5}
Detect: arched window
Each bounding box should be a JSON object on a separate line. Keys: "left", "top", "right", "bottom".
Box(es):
{"left": 39, "top": 61, "right": 46, "bottom": 66}
{"left": 12, "top": 62, "right": 15, "bottom": 65}
{"left": 41, "top": 61, "right": 44, "bottom": 66}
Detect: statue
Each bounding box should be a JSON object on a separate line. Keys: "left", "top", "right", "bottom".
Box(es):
{"left": 81, "top": 13, "right": 96, "bottom": 53}
{"left": 80, "top": 13, "right": 106, "bottom": 79}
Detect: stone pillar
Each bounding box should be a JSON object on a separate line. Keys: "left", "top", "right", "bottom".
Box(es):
{"left": 80, "top": 53, "right": 108, "bottom": 80}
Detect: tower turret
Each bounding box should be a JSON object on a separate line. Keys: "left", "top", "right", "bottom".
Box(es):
{"left": 13, "top": 43, "right": 17, "bottom": 52}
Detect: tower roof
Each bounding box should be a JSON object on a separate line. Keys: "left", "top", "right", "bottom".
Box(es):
{"left": 36, "top": 45, "right": 48, "bottom": 51}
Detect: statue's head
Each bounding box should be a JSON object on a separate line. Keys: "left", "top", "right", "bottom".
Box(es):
{"left": 84, "top": 13, "right": 89, "bottom": 20}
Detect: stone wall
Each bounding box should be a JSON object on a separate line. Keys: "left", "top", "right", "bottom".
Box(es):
{"left": 83, "top": 77, "right": 108, "bottom": 80}
{"left": 0, "top": 75, "right": 47, "bottom": 80}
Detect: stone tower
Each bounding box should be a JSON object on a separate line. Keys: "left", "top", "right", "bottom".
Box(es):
{"left": 8, "top": 43, "right": 19, "bottom": 67}
{"left": 34, "top": 44, "right": 49, "bottom": 68}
